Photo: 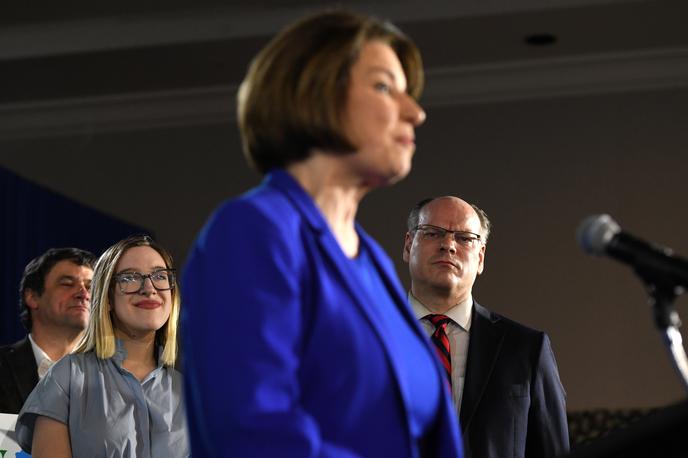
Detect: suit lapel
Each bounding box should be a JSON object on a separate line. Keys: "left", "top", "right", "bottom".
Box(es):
{"left": 460, "top": 301, "right": 505, "bottom": 430}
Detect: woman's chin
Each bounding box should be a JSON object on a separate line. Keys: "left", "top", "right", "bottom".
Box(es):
{"left": 384, "top": 159, "right": 413, "bottom": 186}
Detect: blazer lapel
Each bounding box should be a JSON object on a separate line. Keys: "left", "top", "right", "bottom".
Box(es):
{"left": 359, "top": 231, "right": 428, "bottom": 341}
{"left": 460, "top": 301, "right": 505, "bottom": 430}
{"left": 268, "top": 170, "right": 464, "bottom": 456}
{"left": 268, "top": 170, "right": 417, "bottom": 418}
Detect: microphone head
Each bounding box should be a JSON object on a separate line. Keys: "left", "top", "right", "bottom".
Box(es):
{"left": 577, "top": 214, "right": 621, "bottom": 255}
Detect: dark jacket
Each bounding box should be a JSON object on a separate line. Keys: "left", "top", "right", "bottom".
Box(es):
{"left": 0, "top": 337, "right": 38, "bottom": 414}
{"left": 460, "top": 302, "right": 570, "bottom": 458}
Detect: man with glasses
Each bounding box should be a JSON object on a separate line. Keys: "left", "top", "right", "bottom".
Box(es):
{"left": 403, "top": 196, "right": 569, "bottom": 458}
{"left": 0, "top": 247, "right": 95, "bottom": 414}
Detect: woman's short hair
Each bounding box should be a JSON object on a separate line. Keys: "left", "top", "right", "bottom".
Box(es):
{"left": 73, "top": 235, "right": 180, "bottom": 366}
{"left": 238, "top": 9, "right": 424, "bottom": 175}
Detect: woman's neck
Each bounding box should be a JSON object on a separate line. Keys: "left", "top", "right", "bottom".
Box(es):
{"left": 287, "top": 156, "right": 368, "bottom": 258}
{"left": 115, "top": 329, "right": 157, "bottom": 381}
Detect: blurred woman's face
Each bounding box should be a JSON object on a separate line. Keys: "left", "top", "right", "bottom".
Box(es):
{"left": 340, "top": 40, "right": 426, "bottom": 187}
{"left": 111, "top": 246, "right": 172, "bottom": 340}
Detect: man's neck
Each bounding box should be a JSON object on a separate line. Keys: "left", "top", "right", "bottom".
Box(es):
{"left": 411, "top": 285, "right": 470, "bottom": 315}
{"left": 30, "top": 326, "right": 83, "bottom": 361}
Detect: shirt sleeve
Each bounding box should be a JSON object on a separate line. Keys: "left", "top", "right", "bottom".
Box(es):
{"left": 15, "top": 355, "right": 72, "bottom": 453}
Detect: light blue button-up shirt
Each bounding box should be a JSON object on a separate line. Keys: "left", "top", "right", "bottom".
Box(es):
{"left": 16, "top": 340, "right": 189, "bottom": 458}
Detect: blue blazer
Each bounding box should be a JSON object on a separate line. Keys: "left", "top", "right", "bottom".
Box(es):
{"left": 182, "top": 170, "right": 463, "bottom": 458}
{"left": 460, "top": 302, "right": 569, "bottom": 458}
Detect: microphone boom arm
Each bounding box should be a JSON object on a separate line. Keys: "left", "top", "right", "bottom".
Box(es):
{"left": 644, "top": 278, "right": 688, "bottom": 393}
{"left": 579, "top": 214, "right": 688, "bottom": 393}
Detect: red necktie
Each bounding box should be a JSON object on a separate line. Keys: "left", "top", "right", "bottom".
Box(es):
{"left": 426, "top": 314, "right": 452, "bottom": 388}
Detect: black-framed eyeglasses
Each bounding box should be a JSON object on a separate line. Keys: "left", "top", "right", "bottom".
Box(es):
{"left": 413, "top": 224, "right": 482, "bottom": 248}
{"left": 114, "top": 269, "right": 176, "bottom": 294}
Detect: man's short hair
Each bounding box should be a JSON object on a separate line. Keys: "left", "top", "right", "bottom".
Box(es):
{"left": 407, "top": 197, "right": 492, "bottom": 243}
{"left": 18, "top": 247, "right": 96, "bottom": 331}
{"left": 407, "top": 197, "right": 435, "bottom": 231}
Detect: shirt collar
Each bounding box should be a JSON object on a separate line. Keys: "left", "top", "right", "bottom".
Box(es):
{"left": 113, "top": 338, "right": 166, "bottom": 370}
{"left": 113, "top": 338, "right": 128, "bottom": 365}
{"left": 408, "top": 292, "right": 473, "bottom": 331}
{"left": 28, "top": 333, "right": 55, "bottom": 379}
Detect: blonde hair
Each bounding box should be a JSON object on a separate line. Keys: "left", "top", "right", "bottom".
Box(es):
{"left": 74, "top": 235, "right": 180, "bottom": 366}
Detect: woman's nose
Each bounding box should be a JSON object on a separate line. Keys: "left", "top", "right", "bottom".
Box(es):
{"left": 402, "top": 94, "right": 426, "bottom": 127}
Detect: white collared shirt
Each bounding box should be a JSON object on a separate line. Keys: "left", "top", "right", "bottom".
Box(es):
{"left": 409, "top": 292, "right": 472, "bottom": 415}
{"left": 28, "top": 333, "right": 55, "bottom": 379}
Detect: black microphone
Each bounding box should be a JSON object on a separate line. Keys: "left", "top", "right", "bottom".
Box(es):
{"left": 577, "top": 214, "right": 688, "bottom": 288}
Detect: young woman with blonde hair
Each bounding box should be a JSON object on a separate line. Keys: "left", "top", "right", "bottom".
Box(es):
{"left": 17, "top": 235, "right": 188, "bottom": 458}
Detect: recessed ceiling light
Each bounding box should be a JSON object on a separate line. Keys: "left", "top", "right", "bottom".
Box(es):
{"left": 525, "top": 33, "right": 557, "bottom": 46}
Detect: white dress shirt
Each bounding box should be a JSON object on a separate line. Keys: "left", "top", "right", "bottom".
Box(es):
{"left": 409, "top": 292, "right": 472, "bottom": 415}
{"left": 28, "top": 333, "right": 55, "bottom": 379}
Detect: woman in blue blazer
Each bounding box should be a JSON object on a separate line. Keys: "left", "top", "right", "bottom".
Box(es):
{"left": 182, "top": 10, "right": 463, "bottom": 458}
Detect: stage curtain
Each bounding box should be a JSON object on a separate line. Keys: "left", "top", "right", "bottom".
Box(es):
{"left": 0, "top": 165, "right": 150, "bottom": 345}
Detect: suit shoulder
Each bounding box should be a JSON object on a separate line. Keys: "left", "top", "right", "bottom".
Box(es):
{"left": 478, "top": 304, "right": 548, "bottom": 343}
{"left": 503, "top": 314, "right": 546, "bottom": 339}
{"left": 0, "top": 343, "right": 12, "bottom": 357}
{"left": 480, "top": 308, "right": 561, "bottom": 373}
{"left": 0, "top": 345, "right": 10, "bottom": 369}
{"left": 0, "top": 338, "right": 30, "bottom": 359}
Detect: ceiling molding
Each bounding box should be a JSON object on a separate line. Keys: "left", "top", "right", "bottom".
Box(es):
{"left": 423, "top": 47, "right": 688, "bottom": 106}
{"left": 0, "top": 0, "right": 637, "bottom": 60}
{"left": 1, "top": 46, "right": 687, "bottom": 140}
{"left": 0, "top": 87, "right": 237, "bottom": 140}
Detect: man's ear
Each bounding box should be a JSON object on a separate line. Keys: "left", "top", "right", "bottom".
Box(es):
{"left": 477, "top": 244, "right": 486, "bottom": 275}
{"left": 24, "top": 290, "right": 40, "bottom": 310}
{"left": 403, "top": 232, "right": 412, "bottom": 263}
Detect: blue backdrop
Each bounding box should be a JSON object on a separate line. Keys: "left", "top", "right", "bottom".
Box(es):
{"left": 1, "top": 166, "right": 150, "bottom": 346}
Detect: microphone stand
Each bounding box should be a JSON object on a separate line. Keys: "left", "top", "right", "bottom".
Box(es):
{"left": 641, "top": 273, "right": 688, "bottom": 393}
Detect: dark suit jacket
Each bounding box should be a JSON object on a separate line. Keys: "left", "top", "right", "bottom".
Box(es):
{"left": 0, "top": 337, "right": 38, "bottom": 414}
{"left": 459, "top": 302, "right": 569, "bottom": 458}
